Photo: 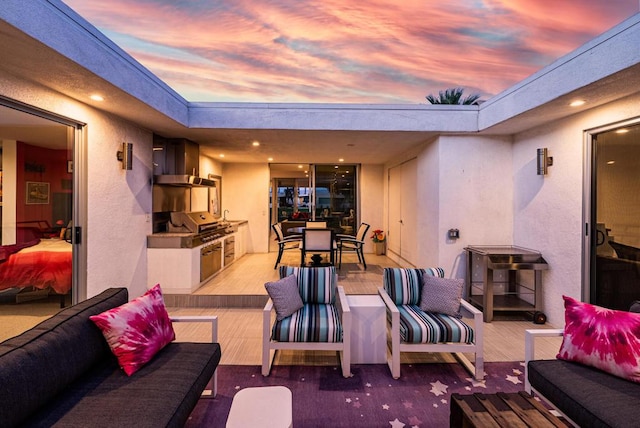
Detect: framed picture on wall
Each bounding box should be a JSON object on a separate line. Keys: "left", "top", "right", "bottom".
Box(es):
{"left": 26, "top": 181, "right": 50, "bottom": 204}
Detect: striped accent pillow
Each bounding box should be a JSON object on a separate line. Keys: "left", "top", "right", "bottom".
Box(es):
{"left": 397, "top": 304, "right": 474, "bottom": 344}
{"left": 279, "top": 266, "right": 336, "bottom": 304}
{"left": 271, "top": 303, "right": 342, "bottom": 342}
{"left": 383, "top": 267, "right": 445, "bottom": 305}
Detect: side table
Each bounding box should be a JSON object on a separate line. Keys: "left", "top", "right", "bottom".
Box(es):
{"left": 226, "top": 386, "right": 292, "bottom": 428}
{"left": 346, "top": 294, "right": 387, "bottom": 364}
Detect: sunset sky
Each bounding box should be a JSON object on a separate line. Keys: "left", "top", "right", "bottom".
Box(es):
{"left": 63, "top": 0, "right": 639, "bottom": 104}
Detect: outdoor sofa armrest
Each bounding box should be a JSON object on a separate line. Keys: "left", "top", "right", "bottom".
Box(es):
{"left": 524, "top": 328, "right": 564, "bottom": 393}
{"left": 335, "top": 285, "right": 351, "bottom": 320}
{"left": 170, "top": 315, "right": 219, "bottom": 397}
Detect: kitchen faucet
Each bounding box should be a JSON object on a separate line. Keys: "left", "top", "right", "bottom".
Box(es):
{"left": 223, "top": 209, "right": 229, "bottom": 221}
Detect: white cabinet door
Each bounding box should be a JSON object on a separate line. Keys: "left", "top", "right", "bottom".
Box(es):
{"left": 388, "top": 158, "right": 417, "bottom": 265}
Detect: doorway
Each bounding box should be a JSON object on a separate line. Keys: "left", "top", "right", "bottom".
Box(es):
{"left": 588, "top": 121, "right": 640, "bottom": 310}
{"left": 269, "top": 163, "right": 359, "bottom": 250}
{"left": 388, "top": 158, "right": 418, "bottom": 266}
{"left": 0, "top": 100, "right": 80, "bottom": 340}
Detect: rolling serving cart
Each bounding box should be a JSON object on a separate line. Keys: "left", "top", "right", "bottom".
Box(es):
{"left": 465, "top": 245, "right": 548, "bottom": 322}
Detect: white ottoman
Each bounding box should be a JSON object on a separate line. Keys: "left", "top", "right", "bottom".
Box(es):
{"left": 226, "top": 386, "right": 292, "bottom": 428}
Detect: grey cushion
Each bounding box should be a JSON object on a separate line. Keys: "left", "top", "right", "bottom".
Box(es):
{"left": 265, "top": 274, "right": 304, "bottom": 321}
{"left": 419, "top": 275, "right": 463, "bottom": 317}
{"left": 528, "top": 359, "right": 640, "bottom": 428}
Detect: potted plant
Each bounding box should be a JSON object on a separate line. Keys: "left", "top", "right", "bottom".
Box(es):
{"left": 371, "top": 229, "right": 386, "bottom": 255}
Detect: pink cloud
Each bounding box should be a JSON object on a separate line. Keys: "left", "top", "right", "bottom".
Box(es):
{"left": 64, "top": 0, "right": 638, "bottom": 103}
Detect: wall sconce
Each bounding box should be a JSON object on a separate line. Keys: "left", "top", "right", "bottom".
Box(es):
{"left": 537, "top": 148, "right": 553, "bottom": 175}
{"left": 117, "top": 142, "right": 133, "bottom": 170}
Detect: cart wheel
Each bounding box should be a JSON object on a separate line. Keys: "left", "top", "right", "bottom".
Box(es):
{"left": 533, "top": 311, "right": 547, "bottom": 325}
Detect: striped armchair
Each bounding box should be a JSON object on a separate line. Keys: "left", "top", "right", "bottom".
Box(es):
{"left": 262, "top": 266, "right": 351, "bottom": 378}
{"left": 378, "top": 267, "right": 484, "bottom": 380}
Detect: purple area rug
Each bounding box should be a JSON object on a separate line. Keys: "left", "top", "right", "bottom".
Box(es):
{"left": 186, "top": 362, "right": 527, "bottom": 427}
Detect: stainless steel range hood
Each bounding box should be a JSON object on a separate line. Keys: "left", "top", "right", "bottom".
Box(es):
{"left": 153, "top": 137, "right": 216, "bottom": 187}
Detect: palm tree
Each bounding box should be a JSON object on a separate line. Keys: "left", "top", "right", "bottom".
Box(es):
{"left": 426, "top": 87, "right": 481, "bottom": 105}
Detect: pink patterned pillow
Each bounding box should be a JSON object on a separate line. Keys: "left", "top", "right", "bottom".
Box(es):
{"left": 90, "top": 284, "right": 175, "bottom": 376}
{"left": 557, "top": 295, "right": 640, "bottom": 383}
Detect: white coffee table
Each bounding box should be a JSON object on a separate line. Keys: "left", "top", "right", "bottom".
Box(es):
{"left": 347, "top": 294, "right": 387, "bottom": 364}
{"left": 226, "top": 385, "right": 292, "bottom": 428}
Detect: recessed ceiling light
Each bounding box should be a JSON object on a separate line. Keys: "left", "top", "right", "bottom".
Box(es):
{"left": 219, "top": 154, "right": 225, "bottom": 158}
{"left": 339, "top": 158, "right": 344, "bottom": 162}
{"left": 268, "top": 157, "right": 273, "bottom": 161}
{"left": 90, "top": 94, "right": 104, "bottom": 102}
{"left": 615, "top": 129, "right": 629, "bottom": 134}
{"left": 252, "top": 141, "right": 260, "bottom": 146}
{"left": 569, "top": 100, "right": 586, "bottom": 107}
{"left": 334, "top": 165, "right": 339, "bottom": 169}
{"left": 298, "top": 165, "right": 303, "bottom": 169}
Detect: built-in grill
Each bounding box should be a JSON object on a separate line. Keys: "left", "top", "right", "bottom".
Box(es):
{"left": 147, "top": 211, "right": 234, "bottom": 248}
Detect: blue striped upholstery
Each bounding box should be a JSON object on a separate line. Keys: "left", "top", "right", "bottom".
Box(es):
{"left": 383, "top": 267, "right": 445, "bottom": 305}
{"left": 397, "top": 304, "right": 474, "bottom": 344}
{"left": 271, "top": 303, "right": 342, "bottom": 342}
{"left": 279, "top": 266, "right": 336, "bottom": 304}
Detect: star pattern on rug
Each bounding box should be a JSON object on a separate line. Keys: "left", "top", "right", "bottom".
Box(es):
{"left": 506, "top": 374, "right": 522, "bottom": 385}
{"left": 408, "top": 416, "right": 423, "bottom": 426}
{"left": 430, "top": 380, "right": 448, "bottom": 396}
{"left": 465, "top": 377, "right": 487, "bottom": 388}
{"left": 389, "top": 418, "right": 405, "bottom": 427}
{"left": 403, "top": 401, "right": 413, "bottom": 409}
{"left": 513, "top": 368, "right": 522, "bottom": 375}
{"left": 382, "top": 404, "right": 390, "bottom": 410}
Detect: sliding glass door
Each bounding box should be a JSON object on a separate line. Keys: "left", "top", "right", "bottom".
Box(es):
{"left": 589, "top": 122, "right": 640, "bottom": 310}
{"left": 269, "top": 163, "right": 359, "bottom": 238}
{"left": 0, "top": 101, "right": 79, "bottom": 340}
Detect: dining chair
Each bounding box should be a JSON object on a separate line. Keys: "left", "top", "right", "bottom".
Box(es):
{"left": 301, "top": 228, "right": 336, "bottom": 266}
{"left": 305, "top": 221, "right": 327, "bottom": 229}
{"left": 272, "top": 223, "right": 302, "bottom": 269}
{"left": 337, "top": 222, "right": 370, "bottom": 269}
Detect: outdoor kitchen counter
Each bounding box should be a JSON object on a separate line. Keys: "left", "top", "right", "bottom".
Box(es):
{"left": 147, "top": 221, "right": 248, "bottom": 294}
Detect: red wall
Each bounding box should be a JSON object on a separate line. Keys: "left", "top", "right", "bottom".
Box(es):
{"left": 16, "top": 142, "right": 71, "bottom": 229}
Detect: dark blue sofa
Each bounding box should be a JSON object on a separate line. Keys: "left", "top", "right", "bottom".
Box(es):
{"left": 0, "top": 287, "right": 221, "bottom": 428}
{"left": 525, "top": 329, "right": 640, "bottom": 428}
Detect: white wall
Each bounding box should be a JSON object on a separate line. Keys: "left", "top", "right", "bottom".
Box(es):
{"left": 222, "top": 163, "right": 270, "bottom": 253}
{"left": 435, "top": 136, "right": 514, "bottom": 278}
{"left": 200, "top": 154, "right": 223, "bottom": 178}
{"left": 0, "top": 70, "right": 153, "bottom": 300}
{"left": 360, "top": 164, "right": 384, "bottom": 253}
{"left": 513, "top": 92, "right": 640, "bottom": 326}
{"left": 390, "top": 135, "right": 513, "bottom": 276}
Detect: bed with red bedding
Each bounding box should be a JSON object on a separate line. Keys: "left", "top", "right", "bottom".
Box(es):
{"left": 0, "top": 239, "right": 72, "bottom": 295}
